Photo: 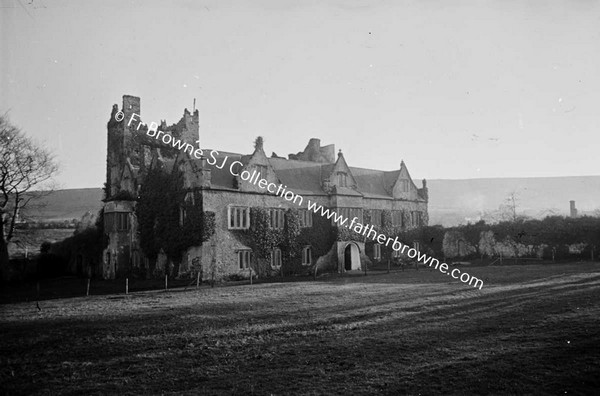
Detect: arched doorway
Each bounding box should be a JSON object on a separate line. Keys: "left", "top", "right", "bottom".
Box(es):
{"left": 344, "top": 243, "right": 360, "bottom": 271}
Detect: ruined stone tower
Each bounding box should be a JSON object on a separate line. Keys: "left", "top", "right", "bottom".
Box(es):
{"left": 102, "top": 95, "right": 200, "bottom": 279}
{"left": 103, "top": 95, "right": 143, "bottom": 278}
{"left": 106, "top": 95, "right": 143, "bottom": 199}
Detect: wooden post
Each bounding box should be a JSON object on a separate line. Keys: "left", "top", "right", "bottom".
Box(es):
{"left": 249, "top": 268, "right": 253, "bottom": 285}
{"left": 165, "top": 274, "right": 168, "bottom": 290}
{"left": 125, "top": 278, "right": 129, "bottom": 295}
{"left": 86, "top": 278, "right": 90, "bottom": 297}
{"left": 196, "top": 272, "right": 200, "bottom": 289}
{"left": 314, "top": 265, "right": 317, "bottom": 281}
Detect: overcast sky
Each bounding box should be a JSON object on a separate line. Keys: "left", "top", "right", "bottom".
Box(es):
{"left": 1, "top": 0, "right": 599, "bottom": 189}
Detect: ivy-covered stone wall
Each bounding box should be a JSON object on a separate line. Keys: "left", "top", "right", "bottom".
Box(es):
{"left": 199, "top": 190, "right": 341, "bottom": 279}
{"left": 135, "top": 166, "right": 215, "bottom": 278}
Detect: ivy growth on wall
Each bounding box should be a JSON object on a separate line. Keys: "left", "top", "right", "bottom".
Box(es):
{"left": 232, "top": 207, "right": 335, "bottom": 275}
{"left": 247, "top": 207, "right": 281, "bottom": 259}
{"left": 136, "top": 166, "right": 215, "bottom": 272}
{"left": 282, "top": 208, "right": 301, "bottom": 261}
{"left": 298, "top": 211, "right": 335, "bottom": 263}
{"left": 231, "top": 207, "right": 280, "bottom": 277}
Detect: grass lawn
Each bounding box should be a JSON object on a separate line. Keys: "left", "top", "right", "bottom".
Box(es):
{"left": 1, "top": 262, "right": 599, "bottom": 395}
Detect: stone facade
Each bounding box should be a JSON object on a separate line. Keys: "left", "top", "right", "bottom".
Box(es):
{"left": 102, "top": 95, "right": 429, "bottom": 280}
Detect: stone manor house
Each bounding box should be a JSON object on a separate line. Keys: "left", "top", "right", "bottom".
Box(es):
{"left": 102, "top": 95, "right": 428, "bottom": 280}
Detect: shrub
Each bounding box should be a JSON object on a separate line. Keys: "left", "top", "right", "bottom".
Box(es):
{"left": 225, "top": 273, "right": 247, "bottom": 282}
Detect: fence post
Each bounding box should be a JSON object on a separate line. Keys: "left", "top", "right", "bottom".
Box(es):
{"left": 196, "top": 272, "right": 200, "bottom": 289}
{"left": 86, "top": 278, "right": 90, "bottom": 297}
{"left": 249, "top": 268, "right": 253, "bottom": 285}
{"left": 125, "top": 278, "right": 128, "bottom": 295}
{"left": 165, "top": 274, "right": 168, "bottom": 291}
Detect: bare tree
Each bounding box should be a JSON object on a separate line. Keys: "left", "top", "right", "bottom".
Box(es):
{"left": 499, "top": 190, "right": 519, "bottom": 222}
{"left": 0, "top": 115, "right": 59, "bottom": 280}
{"left": 481, "top": 190, "right": 529, "bottom": 224}
{"left": 497, "top": 190, "right": 530, "bottom": 223}
{"left": 480, "top": 208, "right": 502, "bottom": 224}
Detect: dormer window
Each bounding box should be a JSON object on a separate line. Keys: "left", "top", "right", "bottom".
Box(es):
{"left": 256, "top": 164, "right": 268, "bottom": 177}
{"left": 337, "top": 172, "right": 348, "bottom": 187}
{"left": 399, "top": 179, "right": 409, "bottom": 192}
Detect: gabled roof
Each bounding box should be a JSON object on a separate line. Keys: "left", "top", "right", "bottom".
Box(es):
{"left": 268, "top": 157, "right": 325, "bottom": 195}
{"left": 351, "top": 167, "right": 396, "bottom": 198}
{"left": 178, "top": 143, "right": 425, "bottom": 200}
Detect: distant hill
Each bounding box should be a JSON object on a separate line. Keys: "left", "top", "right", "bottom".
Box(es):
{"left": 427, "top": 176, "right": 600, "bottom": 226}
{"left": 23, "top": 188, "right": 104, "bottom": 222}
{"left": 22, "top": 176, "right": 600, "bottom": 227}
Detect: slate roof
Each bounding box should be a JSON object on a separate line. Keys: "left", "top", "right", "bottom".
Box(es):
{"left": 351, "top": 167, "right": 394, "bottom": 198}
{"left": 188, "top": 149, "right": 420, "bottom": 200}
{"left": 268, "top": 158, "right": 325, "bottom": 195}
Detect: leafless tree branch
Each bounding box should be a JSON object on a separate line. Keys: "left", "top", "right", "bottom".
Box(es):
{"left": 0, "top": 115, "right": 59, "bottom": 263}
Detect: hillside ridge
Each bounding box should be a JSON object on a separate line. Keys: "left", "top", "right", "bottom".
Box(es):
{"left": 23, "top": 176, "right": 600, "bottom": 227}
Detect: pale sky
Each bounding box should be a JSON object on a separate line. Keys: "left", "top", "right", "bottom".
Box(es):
{"left": 1, "top": 0, "right": 599, "bottom": 189}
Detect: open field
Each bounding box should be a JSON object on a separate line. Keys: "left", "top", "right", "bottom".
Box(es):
{"left": 1, "top": 263, "right": 600, "bottom": 395}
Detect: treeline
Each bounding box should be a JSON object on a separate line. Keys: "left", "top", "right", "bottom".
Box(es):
{"left": 30, "top": 214, "right": 600, "bottom": 282}
{"left": 399, "top": 216, "right": 600, "bottom": 262}
{"left": 32, "top": 212, "right": 106, "bottom": 280}
{"left": 16, "top": 220, "right": 80, "bottom": 230}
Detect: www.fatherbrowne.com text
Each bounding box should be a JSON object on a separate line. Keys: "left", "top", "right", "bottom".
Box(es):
{"left": 123, "top": 112, "right": 484, "bottom": 290}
